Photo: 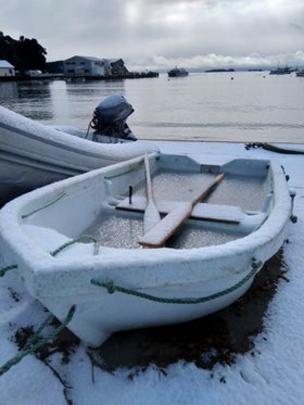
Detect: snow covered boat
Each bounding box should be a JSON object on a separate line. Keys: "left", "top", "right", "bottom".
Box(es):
{"left": 0, "top": 96, "right": 158, "bottom": 203}
{"left": 0, "top": 153, "right": 292, "bottom": 346}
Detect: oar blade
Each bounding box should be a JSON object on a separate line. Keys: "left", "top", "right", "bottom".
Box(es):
{"left": 142, "top": 153, "right": 161, "bottom": 233}
{"left": 143, "top": 202, "right": 161, "bottom": 234}
{"left": 140, "top": 203, "right": 192, "bottom": 248}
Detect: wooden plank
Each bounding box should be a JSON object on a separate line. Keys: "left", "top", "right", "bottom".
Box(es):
{"left": 139, "top": 173, "right": 224, "bottom": 248}
{"left": 116, "top": 196, "right": 242, "bottom": 224}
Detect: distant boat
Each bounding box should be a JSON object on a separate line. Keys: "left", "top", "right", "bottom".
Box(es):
{"left": 296, "top": 70, "right": 304, "bottom": 77}
{"left": 269, "top": 67, "right": 292, "bottom": 75}
{"left": 205, "top": 68, "right": 235, "bottom": 73}
{"left": 168, "top": 67, "right": 189, "bottom": 77}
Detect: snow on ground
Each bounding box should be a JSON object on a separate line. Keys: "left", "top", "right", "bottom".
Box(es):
{"left": 1, "top": 141, "right": 304, "bottom": 405}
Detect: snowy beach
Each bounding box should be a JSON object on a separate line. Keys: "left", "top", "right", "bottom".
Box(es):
{"left": 0, "top": 140, "right": 303, "bottom": 405}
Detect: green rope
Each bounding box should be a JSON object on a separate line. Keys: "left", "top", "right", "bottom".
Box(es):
{"left": 21, "top": 192, "right": 66, "bottom": 219}
{"left": 22, "top": 314, "right": 54, "bottom": 350}
{"left": 91, "top": 259, "right": 262, "bottom": 305}
{"left": 0, "top": 305, "right": 76, "bottom": 377}
{"left": 0, "top": 265, "right": 18, "bottom": 278}
{"left": 50, "top": 235, "right": 100, "bottom": 257}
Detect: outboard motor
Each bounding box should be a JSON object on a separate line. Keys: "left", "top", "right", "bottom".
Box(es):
{"left": 89, "top": 95, "right": 137, "bottom": 142}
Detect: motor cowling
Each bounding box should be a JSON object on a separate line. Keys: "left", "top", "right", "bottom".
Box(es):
{"left": 90, "top": 95, "right": 137, "bottom": 141}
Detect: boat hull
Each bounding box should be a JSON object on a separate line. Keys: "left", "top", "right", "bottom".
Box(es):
{"left": 40, "top": 264, "right": 256, "bottom": 346}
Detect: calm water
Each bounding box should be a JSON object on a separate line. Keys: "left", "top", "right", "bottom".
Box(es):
{"left": 0, "top": 72, "right": 304, "bottom": 142}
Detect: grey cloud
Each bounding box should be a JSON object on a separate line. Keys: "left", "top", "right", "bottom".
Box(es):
{"left": 290, "top": 22, "right": 304, "bottom": 32}
{"left": 0, "top": 0, "right": 303, "bottom": 68}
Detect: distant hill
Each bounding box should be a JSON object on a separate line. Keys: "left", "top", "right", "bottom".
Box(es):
{"left": 0, "top": 32, "right": 47, "bottom": 73}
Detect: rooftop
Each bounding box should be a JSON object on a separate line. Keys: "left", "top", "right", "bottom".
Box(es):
{"left": 0, "top": 60, "right": 14, "bottom": 68}
{"left": 64, "top": 55, "right": 121, "bottom": 63}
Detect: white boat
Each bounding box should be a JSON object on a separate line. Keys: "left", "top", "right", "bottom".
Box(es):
{"left": 0, "top": 96, "right": 158, "bottom": 203}
{"left": 0, "top": 153, "right": 292, "bottom": 346}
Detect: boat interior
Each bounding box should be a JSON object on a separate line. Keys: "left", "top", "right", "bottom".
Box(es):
{"left": 21, "top": 155, "right": 273, "bottom": 253}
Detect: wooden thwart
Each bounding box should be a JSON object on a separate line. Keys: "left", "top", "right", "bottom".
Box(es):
{"left": 139, "top": 173, "right": 224, "bottom": 248}
{"left": 116, "top": 196, "right": 241, "bottom": 224}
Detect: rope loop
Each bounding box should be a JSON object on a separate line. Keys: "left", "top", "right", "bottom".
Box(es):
{"left": 50, "top": 235, "right": 99, "bottom": 257}
{"left": 0, "top": 265, "right": 17, "bottom": 278}
{"left": 103, "top": 280, "right": 116, "bottom": 294}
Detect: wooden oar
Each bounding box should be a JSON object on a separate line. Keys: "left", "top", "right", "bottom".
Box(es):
{"left": 139, "top": 173, "right": 224, "bottom": 248}
{"left": 143, "top": 153, "right": 161, "bottom": 234}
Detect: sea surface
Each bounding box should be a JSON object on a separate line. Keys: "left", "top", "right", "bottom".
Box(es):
{"left": 0, "top": 72, "right": 303, "bottom": 143}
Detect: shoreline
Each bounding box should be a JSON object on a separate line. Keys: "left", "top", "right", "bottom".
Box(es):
{"left": 142, "top": 138, "right": 304, "bottom": 145}
{"left": 0, "top": 72, "right": 159, "bottom": 83}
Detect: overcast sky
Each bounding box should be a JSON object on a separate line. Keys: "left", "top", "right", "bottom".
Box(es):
{"left": 1, "top": 0, "right": 303, "bottom": 70}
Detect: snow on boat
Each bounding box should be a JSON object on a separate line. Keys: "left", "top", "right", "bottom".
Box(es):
{"left": 0, "top": 153, "right": 292, "bottom": 346}
{"left": 0, "top": 96, "right": 158, "bottom": 202}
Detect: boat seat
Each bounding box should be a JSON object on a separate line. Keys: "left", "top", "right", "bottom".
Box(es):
{"left": 116, "top": 196, "right": 242, "bottom": 224}
{"left": 115, "top": 196, "right": 267, "bottom": 232}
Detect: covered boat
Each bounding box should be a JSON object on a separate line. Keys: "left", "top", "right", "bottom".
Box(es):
{"left": 0, "top": 96, "right": 158, "bottom": 203}
{"left": 0, "top": 153, "right": 292, "bottom": 346}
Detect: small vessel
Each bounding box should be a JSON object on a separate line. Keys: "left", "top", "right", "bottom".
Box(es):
{"left": 168, "top": 67, "right": 189, "bottom": 77}
{"left": 296, "top": 70, "right": 304, "bottom": 77}
{"left": 0, "top": 95, "right": 158, "bottom": 203}
{"left": 0, "top": 153, "right": 292, "bottom": 346}
{"left": 269, "top": 67, "right": 292, "bottom": 75}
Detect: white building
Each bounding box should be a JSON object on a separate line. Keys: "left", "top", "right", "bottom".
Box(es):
{"left": 63, "top": 56, "right": 128, "bottom": 77}
{"left": 0, "top": 60, "right": 15, "bottom": 77}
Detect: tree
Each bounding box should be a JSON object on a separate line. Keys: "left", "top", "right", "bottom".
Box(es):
{"left": 0, "top": 32, "right": 47, "bottom": 73}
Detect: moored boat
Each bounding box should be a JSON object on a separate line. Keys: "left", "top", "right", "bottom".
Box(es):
{"left": 168, "top": 67, "right": 189, "bottom": 77}
{"left": 0, "top": 96, "right": 158, "bottom": 203}
{"left": 269, "top": 67, "right": 292, "bottom": 75}
{"left": 0, "top": 153, "right": 292, "bottom": 346}
{"left": 296, "top": 70, "right": 304, "bottom": 77}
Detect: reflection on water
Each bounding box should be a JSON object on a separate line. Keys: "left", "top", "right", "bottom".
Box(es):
{"left": 0, "top": 80, "right": 53, "bottom": 120}
{"left": 0, "top": 73, "right": 303, "bottom": 142}
{"left": 0, "top": 82, "right": 19, "bottom": 100}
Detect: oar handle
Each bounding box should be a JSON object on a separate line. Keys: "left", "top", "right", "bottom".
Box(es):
{"left": 144, "top": 153, "right": 153, "bottom": 202}
{"left": 191, "top": 173, "right": 224, "bottom": 207}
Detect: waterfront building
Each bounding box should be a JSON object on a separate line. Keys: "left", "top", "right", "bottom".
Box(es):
{"left": 0, "top": 60, "right": 15, "bottom": 77}
{"left": 63, "top": 56, "right": 129, "bottom": 77}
